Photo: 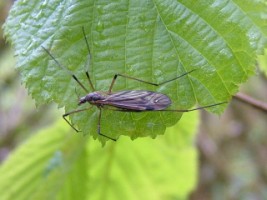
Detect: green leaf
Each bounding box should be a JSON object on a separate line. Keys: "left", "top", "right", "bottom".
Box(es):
{"left": 4, "top": 0, "right": 267, "bottom": 142}
{"left": 0, "top": 121, "right": 88, "bottom": 200}
{"left": 86, "top": 111, "right": 199, "bottom": 200}
{"left": 258, "top": 49, "right": 267, "bottom": 76}
{"left": 0, "top": 112, "right": 199, "bottom": 200}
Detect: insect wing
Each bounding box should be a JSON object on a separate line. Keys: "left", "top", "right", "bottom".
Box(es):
{"left": 101, "top": 90, "right": 171, "bottom": 111}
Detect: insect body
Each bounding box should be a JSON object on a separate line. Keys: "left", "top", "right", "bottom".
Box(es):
{"left": 80, "top": 90, "right": 171, "bottom": 111}
{"left": 42, "top": 27, "right": 226, "bottom": 141}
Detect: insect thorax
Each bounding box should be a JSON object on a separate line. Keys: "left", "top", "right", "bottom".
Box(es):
{"left": 79, "top": 92, "right": 106, "bottom": 105}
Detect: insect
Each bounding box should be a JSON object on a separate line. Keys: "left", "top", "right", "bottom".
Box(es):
{"left": 42, "top": 28, "right": 225, "bottom": 141}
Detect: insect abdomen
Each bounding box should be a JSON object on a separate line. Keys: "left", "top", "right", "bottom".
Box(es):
{"left": 101, "top": 90, "right": 171, "bottom": 111}
{"left": 147, "top": 92, "right": 171, "bottom": 110}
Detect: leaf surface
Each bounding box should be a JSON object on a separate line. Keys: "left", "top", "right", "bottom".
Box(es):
{"left": 0, "top": 121, "right": 88, "bottom": 200}
{"left": 4, "top": 0, "right": 267, "bottom": 141}
{"left": 0, "top": 112, "right": 199, "bottom": 200}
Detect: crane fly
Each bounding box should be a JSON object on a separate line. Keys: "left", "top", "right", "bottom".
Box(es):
{"left": 42, "top": 27, "right": 226, "bottom": 141}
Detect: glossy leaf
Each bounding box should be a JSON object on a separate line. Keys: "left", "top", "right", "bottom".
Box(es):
{"left": 4, "top": 0, "right": 267, "bottom": 141}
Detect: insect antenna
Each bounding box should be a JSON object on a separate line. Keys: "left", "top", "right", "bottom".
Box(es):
{"left": 42, "top": 46, "right": 89, "bottom": 93}
{"left": 82, "top": 27, "right": 95, "bottom": 91}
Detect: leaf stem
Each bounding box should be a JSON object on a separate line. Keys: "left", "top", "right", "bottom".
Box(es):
{"left": 234, "top": 92, "right": 267, "bottom": 114}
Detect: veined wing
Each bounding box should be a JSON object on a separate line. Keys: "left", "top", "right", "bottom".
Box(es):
{"left": 99, "top": 90, "right": 171, "bottom": 111}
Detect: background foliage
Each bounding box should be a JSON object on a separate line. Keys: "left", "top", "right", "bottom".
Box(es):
{"left": 0, "top": 0, "right": 267, "bottom": 200}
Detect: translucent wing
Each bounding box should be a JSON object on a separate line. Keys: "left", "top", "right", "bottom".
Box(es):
{"left": 99, "top": 90, "right": 171, "bottom": 111}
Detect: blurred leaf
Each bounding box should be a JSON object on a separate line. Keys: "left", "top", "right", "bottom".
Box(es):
{"left": 0, "top": 111, "right": 199, "bottom": 200}
{"left": 258, "top": 49, "right": 267, "bottom": 76}
{"left": 0, "top": 121, "right": 88, "bottom": 200}
{"left": 3, "top": 0, "right": 267, "bottom": 142}
{"left": 86, "top": 111, "right": 199, "bottom": 200}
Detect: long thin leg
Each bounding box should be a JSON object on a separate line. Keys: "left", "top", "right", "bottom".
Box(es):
{"left": 108, "top": 69, "right": 196, "bottom": 93}
{"left": 63, "top": 107, "right": 92, "bottom": 132}
{"left": 63, "top": 106, "right": 116, "bottom": 141}
{"left": 155, "top": 102, "right": 226, "bottom": 112}
{"left": 97, "top": 108, "right": 117, "bottom": 141}
{"left": 42, "top": 27, "right": 96, "bottom": 93}
{"left": 82, "top": 27, "right": 95, "bottom": 91}
{"left": 108, "top": 102, "right": 226, "bottom": 113}
{"left": 42, "top": 46, "right": 89, "bottom": 93}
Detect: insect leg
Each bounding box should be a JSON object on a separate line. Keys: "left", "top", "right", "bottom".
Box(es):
{"left": 110, "top": 102, "right": 226, "bottom": 113}
{"left": 97, "top": 108, "right": 117, "bottom": 141}
{"left": 157, "top": 102, "right": 227, "bottom": 112}
{"left": 63, "top": 107, "right": 92, "bottom": 132}
{"left": 42, "top": 46, "right": 89, "bottom": 93}
{"left": 82, "top": 27, "right": 95, "bottom": 91}
{"left": 108, "top": 69, "right": 196, "bottom": 93}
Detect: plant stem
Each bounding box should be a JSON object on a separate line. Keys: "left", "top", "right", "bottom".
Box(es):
{"left": 234, "top": 92, "right": 267, "bottom": 114}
